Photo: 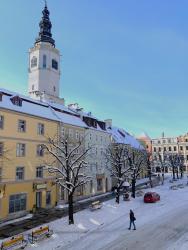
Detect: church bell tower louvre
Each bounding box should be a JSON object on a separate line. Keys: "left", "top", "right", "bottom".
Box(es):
{"left": 28, "top": 2, "right": 63, "bottom": 104}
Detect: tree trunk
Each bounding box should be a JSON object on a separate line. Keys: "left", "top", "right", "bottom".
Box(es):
{"left": 131, "top": 179, "right": 136, "bottom": 198}
{"left": 176, "top": 168, "right": 179, "bottom": 179}
{"left": 149, "top": 173, "right": 153, "bottom": 188}
{"left": 68, "top": 194, "right": 74, "bottom": 225}
{"left": 172, "top": 167, "right": 175, "bottom": 180}
{"left": 162, "top": 173, "right": 164, "bottom": 185}
{"left": 115, "top": 188, "right": 120, "bottom": 204}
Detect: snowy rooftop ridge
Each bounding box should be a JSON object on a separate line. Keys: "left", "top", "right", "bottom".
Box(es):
{"left": 108, "top": 126, "right": 144, "bottom": 150}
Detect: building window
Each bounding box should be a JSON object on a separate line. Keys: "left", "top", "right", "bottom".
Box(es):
{"left": 76, "top": 131, "right": 79, "bottom": 140}
{"left": 9, "top": 194, "right": 27, "bottom": 213}
{"left": 37, "top": 145, "right": 44, "bottom": 157}
{"left": 163, "top": 140, "right": 166, "bottom": 143}
{"left": 76, "top": 185, "right": 84, "bottom": 196}
{"left": 16, "top": 143, "right": 25, "bottom": 157}
{"left": 101, "top": 148, "right": 103, "bottom": 155}
{"left": 46, "top": 191, "right": 51, "bottom": 205}
{"left": 31, "top": 56, "right": 37, "bottom": 68}
{"left": 174, "top": 146, "right": 177, "bottom": 151}
{"left": 36, "top": 166, "right": 43, "bottom": 178}
{"left": 18, "top": 120, "right": 26, "bottom": 132}
{"left": 43, "top": 55, "right": 47, "bottom": 68}
{"left": 180, "top": 146, "right": 183, "bottom": 151}
{"left": 0, "top": 167, "right": 2, "bottom": 181}
{"left": 0, "top": 116, "right": 4, "bottom": 129}
{"left": 158, "top": 140, "right": 161, "bottom": 144}
{"left": 61, "top": 127, "right": 65, "bottom": 137}
{"left": 164, "top": 147, "right": 166, "bottom": 151}
{"left": 0, "top": 143, "right": 3, "bottom": 156}
{"left": 168, "top": 139, "right": 171, "bottom": 143}
{"left": 11, "top": 96, "right": 22, "bottom": 106}
{"left": 69, "top": 129, "right": 73, "bottom": 138}
{"left": 52, "top": 59, "right": 58, "bottom": 70}
{"left": 186, "top": 146, "right": 188, "bottom": 151}
{"left": 169, "top": 147, "right": 171, "bottom": 151}
{"left": 97, "top": 179, "right": 103, "bottom": 191}
{"left": 153, "top": 147, "right": 156, "bottom": 152}
{"left": 37, "top": 123, "right": 44, "bottom": 135}
{"left": 159, "top": 147, "right": 161, "bottom": 152}
{"left": 16, "top": 167, "right": 24, "bottom": 180}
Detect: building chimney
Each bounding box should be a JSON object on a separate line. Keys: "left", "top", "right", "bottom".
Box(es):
{"left": 104, "top": 119, "right": 112, "bottom": 129}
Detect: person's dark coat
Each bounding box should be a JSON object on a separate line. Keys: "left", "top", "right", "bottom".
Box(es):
{"left": 130, "top": 210, "right": 135, "bottom": 222}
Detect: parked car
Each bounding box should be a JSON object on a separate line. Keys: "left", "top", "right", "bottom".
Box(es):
{"left": 144, "top": 192, "right": 160, "bottom": 203}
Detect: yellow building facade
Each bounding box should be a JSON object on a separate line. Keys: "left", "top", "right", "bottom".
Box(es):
{"left": 0, "top": 92, "right": 59, "bottom": 221}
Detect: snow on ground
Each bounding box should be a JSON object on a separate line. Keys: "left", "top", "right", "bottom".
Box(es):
{"left": 1, "top": 176, "right": 188, "bottom": 250}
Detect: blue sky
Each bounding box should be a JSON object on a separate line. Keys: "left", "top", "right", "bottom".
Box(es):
{"left": 0, "top": 0, "right": 188, "bottom": 138}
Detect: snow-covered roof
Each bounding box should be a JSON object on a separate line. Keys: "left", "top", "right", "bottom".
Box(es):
{"left": 0, "top": 88, "right": 88, "bottom": 128}
{"left": 0, "top": 94, "right": 60, "bottom": 122}
{"left": 108, "top": 126, "right": 144, "bottom": 150}
{"left": 53, "top": 110, "right": 88, "bottom": 128}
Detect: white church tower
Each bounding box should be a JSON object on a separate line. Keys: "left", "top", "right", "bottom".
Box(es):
{"left": 28, "top": 3, "right": 63, "bottom": 103}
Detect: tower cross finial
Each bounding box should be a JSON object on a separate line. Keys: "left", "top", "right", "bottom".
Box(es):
{"left": 44, "top": 0, "right": 47, "bottom": 7}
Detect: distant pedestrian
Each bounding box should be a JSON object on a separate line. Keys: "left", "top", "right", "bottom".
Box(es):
{"left": 128, "top": 209, "right": 136, "bottom": 230}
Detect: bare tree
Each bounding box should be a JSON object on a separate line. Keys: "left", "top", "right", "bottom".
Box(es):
{"left": 153, "top": 153, "right": 169, "bottom": 185}
{"left": 42, "top": 136, "right": 91, "bottom": 225}
{"left": 105, "top": 143, "right": 131, "bottom": 204}
{"left": 168, "top": 154, "right": 184, "bottom": 180}
{"left": 128, "top": 149, "right": 147, "bottom": 198}
{"left": 146, "top": 153, "right": 153, "bottom": 188}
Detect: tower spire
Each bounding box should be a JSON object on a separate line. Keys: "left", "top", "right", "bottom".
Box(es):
{"left": 35, "top": 2, "right": 55, "bottom": 47}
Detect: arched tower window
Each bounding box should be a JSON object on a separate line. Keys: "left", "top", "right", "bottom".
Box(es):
{"left": 52, "top": 59, "right": 58, "bottom": 70}
{"left": 31, "top": 56, "right": 37, "bottom": 68}
{"left": 43, "top": 55, "right": 47, "bottom": 68}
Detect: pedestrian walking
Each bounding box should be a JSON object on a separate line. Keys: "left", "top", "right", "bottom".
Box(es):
{"left": 128, "top": 209, "right": 136, "bottom": 230}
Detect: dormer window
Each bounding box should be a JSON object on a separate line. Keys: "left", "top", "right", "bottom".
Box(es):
{"left": 31, "top": 56, "right": 37, "bottom": 68}
{"left": 52, "top": 59, "right": 58, "bottom": 70}
{"left": 10, "top": 96, "right": 22, "bottom": 107}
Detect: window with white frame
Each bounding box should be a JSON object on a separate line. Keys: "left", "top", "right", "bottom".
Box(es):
{"left": 37, "top": 145, "right": 44, "bottom": 157}
{"left": 18, "top": 120, "right": 26, "bottom": 132}
{"left": 61, "top": 127, "right": 65, "bottom": 137}
{"left": 0, "top": 115, "right": 4, "bottom": 129}
{"left": 31, "top": 56, "right": 37, "bottom": 68}
{"left": 16, "top": 143, "right": 25, "bottom": 157}
{"left": 76, "top": 131, "right": 79, "bottom": 140}
{"left": 36, "top": 166, "right": 43, "bottom": 178}
{"left": 52, "top": 59, "right": 58, "bottom": 70}
{"left": 69, "top": 129, "right": 73, "bottom": 138}
{"left": 37, "top": 123, "right": 44, "bottom": 135}
{"left": 0, "top": 142, "right": 3, "bottom": 156}
{"left": 9, "top": 194, "right": 27, "bottom": 213}
{"left": 16, "top": 167, "right": 24, "bottom": 180}
{"left": 97, "top": 178, "right": 103, "bottom": 191}
{"left": 0, "top": 167, "right": 2, "bottom": 181}
{"left": 43, "top": 54, "right": 47, "bottom": 68}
